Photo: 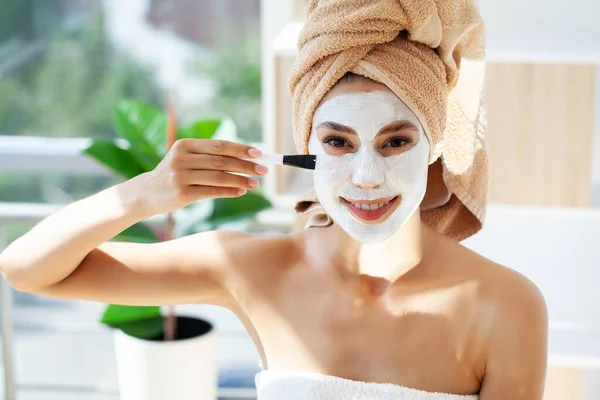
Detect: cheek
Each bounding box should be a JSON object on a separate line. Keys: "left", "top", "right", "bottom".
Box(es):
{"left": 313, "top": 170, "right": 339, "bottom": 206}
{"left": 313, "top": 156, "right": 355, "bottom": 197}
{"left": 308, "top": 133, "right": 323, "bottom": 155}
{"left": 318, "top": 154, "right": 355, "bottom": 180}
{"left": 314, "top": 167, "right": 347, "bottom": 188}
{"left": 383, "top": 149, "right": 429, "bottom": 187}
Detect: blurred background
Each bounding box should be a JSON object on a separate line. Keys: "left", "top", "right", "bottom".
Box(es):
{"left": 0, "top": 0, "right": 599, "bottom": 399}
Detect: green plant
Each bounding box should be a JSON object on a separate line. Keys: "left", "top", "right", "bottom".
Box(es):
{"left": 83, "top": 99, "right": 271, "bottom": 339}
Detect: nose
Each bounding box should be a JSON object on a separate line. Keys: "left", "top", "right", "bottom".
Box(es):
{"left": 352, "top": 151, "right": 385, "bottom": 190}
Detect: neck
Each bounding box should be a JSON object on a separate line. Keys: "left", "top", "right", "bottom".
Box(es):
{"left": 340, "top": 210, "right": 424, "bottom": 283}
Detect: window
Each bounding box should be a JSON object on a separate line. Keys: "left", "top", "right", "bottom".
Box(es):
{"left": 0, "top": 1, "right": 263, "bottom": 397}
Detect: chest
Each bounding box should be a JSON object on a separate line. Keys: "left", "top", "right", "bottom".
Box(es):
{"left": 245, "top": 266, "right": 481, "bottom": 393}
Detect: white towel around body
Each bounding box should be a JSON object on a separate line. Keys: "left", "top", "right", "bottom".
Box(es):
{"left": 255, "top": 370, "right": 479, "bottom": 400}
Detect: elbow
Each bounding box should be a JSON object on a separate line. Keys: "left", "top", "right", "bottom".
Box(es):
{"left": 0, "top": 246, "right": 21, "bottom": 289}
{"left": 2, "top": 273, "right": 49, "bottom": 296}
{"left": 0, "top": 255, "right": 42, "bottom": 294}
{"left": 1, "top": 267, "right": 35, "bottom": 294}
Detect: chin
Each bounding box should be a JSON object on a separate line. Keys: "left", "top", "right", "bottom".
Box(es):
{"left": 345, "top": 227, "right": 394, "bottom": 244}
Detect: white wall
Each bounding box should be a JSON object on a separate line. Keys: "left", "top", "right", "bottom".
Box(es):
{"left": 478, "top": 0, "right": 598, "bottom": 57}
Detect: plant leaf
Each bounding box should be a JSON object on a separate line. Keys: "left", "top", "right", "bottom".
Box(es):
{"left": 114, "top": 100, "right": 166, "bottom": 163}
{"left": 172, "top": 201, "right": 214, "bottom": 238}
{"left": 83, "top": 140, "right": 150, "bottom": 179}
{"left": 114, "top": 223, "right": 157, "bottom": 243}
{"left": 101, "top": 304, "right": 161, "bottom": 326}
{"left": 178, "top": 119, "right": 221, "bottom": 140}
{"left": 207, "top": 192, "right": 271, "bottom": 226}
{"left": 112, "top": 316, "right": 164, "bottom": 339}
{"left": 212, "top": 117, "right": 239, "bottom": 142}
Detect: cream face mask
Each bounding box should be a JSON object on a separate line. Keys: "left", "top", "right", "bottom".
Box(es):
{"left": 309, "top": 90, "right": 430, "bottom": 244}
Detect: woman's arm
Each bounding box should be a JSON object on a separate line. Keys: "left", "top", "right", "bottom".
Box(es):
{"left": 25, "top": 229, "right": 253, "bottom": 306}
{"left": 479, "top": 274, "right": 548, "bottom": 399}
{"left": 0, "top": 139, "right": 266, "bottom": 306}
{"left": 0, "top": 175, "right": 150, "bottom": 292}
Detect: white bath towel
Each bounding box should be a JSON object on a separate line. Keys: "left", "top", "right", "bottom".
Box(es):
{"left": 255, "top": 370, "right": 478, "bottom": 400}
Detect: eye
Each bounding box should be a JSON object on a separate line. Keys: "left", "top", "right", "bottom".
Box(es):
{"left": 384, "top": 136, "right": 411, "bottom": 148}
{"left": 323, "top": 136, "right": 352, "bottom": 149}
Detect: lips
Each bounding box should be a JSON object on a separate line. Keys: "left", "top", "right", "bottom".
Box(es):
{"left": 341, "top": 196, "right": 399, "bottom": 223}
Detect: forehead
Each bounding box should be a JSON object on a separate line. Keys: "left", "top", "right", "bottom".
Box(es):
{"left": 313, "top": 89, "right": 420, "bottom": 128}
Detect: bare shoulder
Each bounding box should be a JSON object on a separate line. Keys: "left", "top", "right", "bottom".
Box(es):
{"left": 457, "top": 242, "right": 546, "bottom": 324}
{"left": 214, "top": 230, "right": 303, "bottom": 270}
{"left": 440, "top": 236, "right": 548, "bottom": 396}
{"left": 439, "top": 235, "right": 547, "bottom": 329}
{"left": 175, "top": 229, "right": 300, "bottom": 262}
{"left": 133, "top": 229, "right": 302, "bottom": 293}
{"left": 208, "top": 230, "right": 305, "bottom": 289}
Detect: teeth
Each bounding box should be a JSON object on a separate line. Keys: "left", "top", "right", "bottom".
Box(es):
{"left": 350, "top": 199, "right": 392, "bottom": 211}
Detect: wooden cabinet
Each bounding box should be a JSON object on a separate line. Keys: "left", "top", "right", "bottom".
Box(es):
{"left": 485, "top": 62, "right": 596, "bottom": 207}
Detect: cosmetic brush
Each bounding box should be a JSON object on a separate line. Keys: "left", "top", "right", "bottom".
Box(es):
{"left": 255, "top": 153, "right": 317, "bottom": 170}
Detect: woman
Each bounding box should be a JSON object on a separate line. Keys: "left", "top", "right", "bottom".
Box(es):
{"left": 0, "top": 0, "right": 547, "bottom": 398}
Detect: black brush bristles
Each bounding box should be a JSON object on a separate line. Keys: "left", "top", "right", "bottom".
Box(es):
{"left": 282, "top": 155, "right": 317, "bottom": 170}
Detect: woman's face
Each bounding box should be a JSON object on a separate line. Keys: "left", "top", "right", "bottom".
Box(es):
{"left": 308, "top": 79, "right": 430, "bottom": 244}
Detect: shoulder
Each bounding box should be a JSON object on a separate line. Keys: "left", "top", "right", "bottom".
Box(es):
{"left": 467, "top": 250, "right": 547, "bottom": 333}
{"left": 448, "top": 242, "right": 548, "bottom": 391}
{"left": 191, "top": 229, "right": 303, "bottom": 265}
{"left": 447, "top": 240, "right": 547, "bottom": 338}
{"left": 432, "top": 229, "right": 546, "bottom": 317}
{"left": 194, "top": 230, "right": 305, "bottom": 280}
{"left": 471, "top": 261, "right": 548, "bottom": 395}
{"left": 165, "top": 229, "right": 304, "bottom": 286}
{"left": 432, "top": 229, "right": 547, "bottom": 324}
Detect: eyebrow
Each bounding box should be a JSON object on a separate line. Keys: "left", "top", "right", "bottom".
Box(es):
{"left": 315, "top": 121, "right": 356, "bottom": 134}
{"left": 315, "top": 120, "right": 419, "bottom": 135}
{"left": 377, "top": 120, "right": 420, "bottom": 135}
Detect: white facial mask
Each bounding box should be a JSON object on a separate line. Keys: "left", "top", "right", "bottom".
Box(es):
{"left": 309, "top": 90, "right": 430, "bottom": 244}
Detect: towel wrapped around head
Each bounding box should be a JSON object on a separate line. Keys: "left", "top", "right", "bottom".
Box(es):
{"left": 290, "top": 0, "right": 488, "bottom": 241}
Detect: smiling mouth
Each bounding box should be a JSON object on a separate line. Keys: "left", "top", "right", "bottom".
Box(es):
{"left": 340, "top": 196, "right": 400, "bottom": 223}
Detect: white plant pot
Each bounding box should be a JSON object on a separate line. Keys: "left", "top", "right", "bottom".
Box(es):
{"left": 113, "top": 316, "right": 218, "bottom": 400}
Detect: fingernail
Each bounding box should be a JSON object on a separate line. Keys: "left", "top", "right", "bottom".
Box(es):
{"left": 255, "top": 165, "right": 269, "bottom": 174}
{"left": 248, "top": 179, "right": 260, "bottom": 188}
{"left": 237, "top": 188, "right": 247, "bottom": 195}
{"left": 248, "top": 148, "right": 262, "bottom": 158}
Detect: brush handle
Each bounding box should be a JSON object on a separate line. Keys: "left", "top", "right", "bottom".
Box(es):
{"left": 255, "top": 153, "right": 284, "bottom": 165}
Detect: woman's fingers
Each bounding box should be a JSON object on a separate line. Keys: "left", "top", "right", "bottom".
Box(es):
{"left": 176, "top": 138, "right": 261, "bottom": 160}
{"left": 174, "top": 153, "right": 269, "bottom": 176}
{"left": 165, "top": 139, "right": 267, "bottom": 205}
{"left": 179, "top": 170, "right": 260, "bottom": 189}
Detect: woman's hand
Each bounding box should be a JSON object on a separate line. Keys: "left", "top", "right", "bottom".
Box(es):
{"left": 139, "top": 138, "right": 268, "bottom": 216}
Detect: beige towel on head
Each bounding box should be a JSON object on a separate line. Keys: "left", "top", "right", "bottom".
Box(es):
{"left": 290, "top": 0, "right": 488, "bottom": 241}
